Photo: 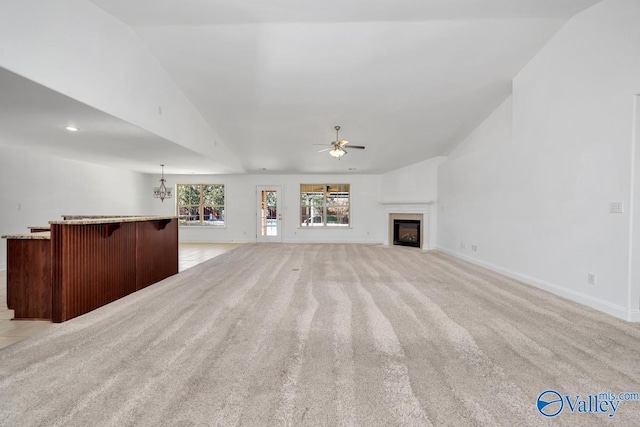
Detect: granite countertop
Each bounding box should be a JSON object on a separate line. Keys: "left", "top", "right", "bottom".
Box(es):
{"left": 61, "top": 215, "right": 139, "bottom": 220}
{"left": 28, "top": 225, "right": 51, "bottom": 230}
{"left": 2, "top": 231, "right": 51, "bottom": 240}
{"left": 49, "top": 215, "right": 177, "bottom": 225}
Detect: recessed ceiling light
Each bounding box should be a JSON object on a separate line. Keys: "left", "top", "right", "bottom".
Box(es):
{"left": 65, "top": 126, "right": 79, "bottom": 132}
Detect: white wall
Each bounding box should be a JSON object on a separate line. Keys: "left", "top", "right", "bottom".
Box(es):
{"left": 0, "top": 0, "right": 242, "bottom": 173}
{"left": 0, "top": 144, "right": 154, "bottom": 270}
{"left": 438, "top": 0, "right": 640, "bottom": 320}
{"left": 152, "top": 173, "right": 383, "bottom": 245}
{"left": 438, "top": 97, "right": 514, "bottom": 263}
{"left": 380, "top": 156, "right": 446, "bottom": 203}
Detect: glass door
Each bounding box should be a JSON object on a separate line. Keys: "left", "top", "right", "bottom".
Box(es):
{"left": 256, "top": 186, "right": 282, "bottom": 242}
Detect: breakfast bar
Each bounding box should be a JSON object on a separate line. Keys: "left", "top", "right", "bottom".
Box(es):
{"left": 3, "top": 216, "right": 178, "bottom": 323}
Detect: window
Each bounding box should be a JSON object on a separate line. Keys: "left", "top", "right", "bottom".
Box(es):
{"left": 177, "top": 184, "right": 225, "bottom": 226}
{"left": 300, "top": 184, "right": 350, "bottom": 227}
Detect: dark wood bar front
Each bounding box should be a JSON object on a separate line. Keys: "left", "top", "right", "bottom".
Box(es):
{"left": 4, "top": 216, "right": 178, "bottom": 323}
{"left": 6, "top": 234, "right": 52, "bottom": 319}
{"left": 135, "top": 219, "right": 178, "bottom": 290}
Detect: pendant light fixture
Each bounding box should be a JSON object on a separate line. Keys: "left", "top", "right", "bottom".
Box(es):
{"left": 153, "top": 164, "right": 172, "bottom": 202}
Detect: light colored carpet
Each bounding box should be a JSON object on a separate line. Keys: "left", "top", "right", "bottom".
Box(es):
{"left": 1, "top": 244, "right": 640, "bottom": 426}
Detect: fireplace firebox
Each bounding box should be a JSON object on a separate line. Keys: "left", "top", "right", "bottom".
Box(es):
{"left": 393, "top": 219, "right": 421, "bottom": 248}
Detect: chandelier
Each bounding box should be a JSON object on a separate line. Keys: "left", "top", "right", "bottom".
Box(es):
{"left": 153, "top": 164, "right": 172, "bottom": 202}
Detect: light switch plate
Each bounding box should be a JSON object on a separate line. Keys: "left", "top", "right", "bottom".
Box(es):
{"left": 610, "top": 202, "right": 623, "bottom": 214}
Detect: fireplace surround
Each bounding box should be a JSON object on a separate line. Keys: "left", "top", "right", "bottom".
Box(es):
{"left": 381, "top": 202, "right": 435, "bottom": 250}
{"left": 388, "top": 213, "right": 423, "bottom": 249}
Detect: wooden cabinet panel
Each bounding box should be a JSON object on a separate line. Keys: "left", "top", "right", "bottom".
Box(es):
{"left": 7, "top": 239, "right": 51, "bottom": 319}
{"left": 135, "top": 219, "right": 178, "bottom": 290}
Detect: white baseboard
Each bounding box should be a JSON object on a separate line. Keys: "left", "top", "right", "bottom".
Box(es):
{"left": 178, "top": 239, "right": 384, "bottom": 245}
{"left": 181, "top": 241, "right": 254, "bottom": 244}
{"left": 437, "top": 247, "right": 639, "bottom": 323}
{"left": 282, "top": 239, "right": 383, "bottom": 245}
{"left": 627, "top": 309, "right": 640, "bottom": 322}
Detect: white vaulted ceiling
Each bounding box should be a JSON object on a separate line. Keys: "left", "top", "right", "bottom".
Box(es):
{"left": 87, "top": 0, "right": 600, "bottom": 25}
{"left": 3, "top": 0, "right": 602, "bottom": 174}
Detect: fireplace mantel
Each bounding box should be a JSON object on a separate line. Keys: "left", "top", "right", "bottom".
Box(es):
{"left": 380, "top": 201, "right": 437, "bottom": 250}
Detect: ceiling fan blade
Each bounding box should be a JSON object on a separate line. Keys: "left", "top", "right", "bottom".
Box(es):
{"left": 317, "top": 147, "right": 332, "bottom": 153}
{"left": 348, "top": 145, "right": 366, "bottom": 149}
{"left": 338, "top": 140, "right": 349, "bottom": 146}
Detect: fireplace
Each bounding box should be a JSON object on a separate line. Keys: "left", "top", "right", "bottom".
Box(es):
{"left": 383, "top": 203, "right": 431, "bottom": 250}
{"left": 393, "top": 219, "right": 421, "bottom": 248}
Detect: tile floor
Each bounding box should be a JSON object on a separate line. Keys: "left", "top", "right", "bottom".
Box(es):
{"left": 178, "top": 243, "right": 244, "bottom": 272}
{"left": 0, "top": 243, "right": 244, "bottom": 350}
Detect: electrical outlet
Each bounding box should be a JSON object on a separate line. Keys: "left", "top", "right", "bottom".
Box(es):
{"left": 471, "top": 245, "right": 477, "bottom": 252}
{"left": 587, "top": 273, "right": 596, "bottom": 285}
{"left": 460, "top": 242, "right": 466, "bottom": 249}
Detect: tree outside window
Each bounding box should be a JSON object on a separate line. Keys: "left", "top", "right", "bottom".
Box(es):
{"left": 177, "top": 184, "right": 225, "bottom": 226}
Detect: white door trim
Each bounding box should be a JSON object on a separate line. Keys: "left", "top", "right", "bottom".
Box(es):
{"left": 256, "top": 185, "right": 283, "bottom": 243}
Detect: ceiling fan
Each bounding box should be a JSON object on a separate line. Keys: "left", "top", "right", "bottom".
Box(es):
{"left": 316, "top": 125, "right": 365, "bottom": 158}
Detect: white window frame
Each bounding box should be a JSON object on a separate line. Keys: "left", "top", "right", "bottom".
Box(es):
{"left": 176, "top": 183, "right": 226, "bottom": 227}
{"left": 300, "top": 184, "right": 351, "bottom": 228}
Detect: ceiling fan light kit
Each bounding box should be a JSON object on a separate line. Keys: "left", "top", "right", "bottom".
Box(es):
{"left": 330, "top": 147, "right": 346, "bottom": 158}
{"left": 316, "top": 125, "right": 365, "bottom": 159}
